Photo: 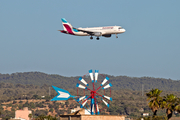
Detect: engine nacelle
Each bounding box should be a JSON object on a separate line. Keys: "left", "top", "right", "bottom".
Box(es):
{"left": 102, "top": 34, "right": 111, "bottom": 37}
{"left": 94, "top": 32, "right": 102, "bottom": 36}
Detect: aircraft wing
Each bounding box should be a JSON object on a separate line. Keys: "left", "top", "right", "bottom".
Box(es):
{"left": 73, "top": 27, "right": 100, "bottom": 36}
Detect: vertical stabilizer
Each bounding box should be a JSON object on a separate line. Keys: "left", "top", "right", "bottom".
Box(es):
{"left": 61, "top": 18, "right": 75, "bottom": 35}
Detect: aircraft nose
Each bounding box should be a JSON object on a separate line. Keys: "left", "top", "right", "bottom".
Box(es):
{"left": 122, "top": 29, "right": 126, "bottom": 32}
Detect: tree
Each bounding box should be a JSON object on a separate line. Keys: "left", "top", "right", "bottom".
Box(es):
{"left": 34, "top": 110, "right": 47, "bottom": 117}
{"left": 49, "top": 108, "right": 54, "bottom": 113}
{"left": 146, "top": 88, "right": 162, "bottom": 116}
{"left": 23, "top": 101, "right": 29, "bottom": 107}
{"left": 161, "top": 94, "right": 179, "bottom": 119}
{"left": 65, "top": 101, "right": 69, "bottom": 107}
{"left": 28, "top": 113, "right": 32, "bottom": 120}
{"left": 174, "top": 98, "right": 180, "bottom": 113}
{"left": 12, "top": 100, "right": 17, "bottom": 104}
{"left": 146, "top": 89, "right": 180, "bottom": 120}
{"left": 29, "top": 102, "right": 36, "bottom": 109}
{"left": 36, "top": 115, "right": 57, "bottom": 120}
{"left": 32, "top": 94, "right": 39, "bottom": 99}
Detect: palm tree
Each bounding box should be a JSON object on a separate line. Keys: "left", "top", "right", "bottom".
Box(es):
{"left": 35, "top": 115, "right": 58, "bottom": 120}
{"left": 174, "top": 98, "right": 180, "bottom": 113}
{"left": 28, "top": 113, "right": 32, "bottom": 120}
{"left": 37, "top": 115, "right": 45, "bottom": 120}
{"left": 146, "top": 88, "right": 162, "bottom": 116}
{"left": 161, "top": 94, "right": 178, "bottom": 120}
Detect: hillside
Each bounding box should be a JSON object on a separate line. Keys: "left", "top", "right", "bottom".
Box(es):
{"left": 0, "top": 72, "right": 180, "bottom": 119}
{"left": 0, "top": 72, "right": 180, "bottom": 91}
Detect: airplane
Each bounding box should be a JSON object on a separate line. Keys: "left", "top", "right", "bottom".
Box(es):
{"left": 59, "top": 18, "right": 126, "bottom": 40}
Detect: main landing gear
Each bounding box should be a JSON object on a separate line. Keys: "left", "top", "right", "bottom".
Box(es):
{"left": 116, "top": 34, "right": 118, "bottom": 38}
{"left": 90, "top": 36, "right": 100, "bottom": 40}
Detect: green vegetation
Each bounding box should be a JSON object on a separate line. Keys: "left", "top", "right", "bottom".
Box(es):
{"left": 0, "top": 72, "right": 180, "bottom": 91}
{"left": 146, "top": 88, "right": 162, "bottom": 116}
{"left": 137, "top": 116, "right": 168, "bottom": 120}
{"left": 146, "top": 88, "right": 180, "bottom": 119}
{"left": 0, "top": 72, "right": 180, "bottom": 119}
{"left": 35, "top": 115, "right": 58, "bottom": 120}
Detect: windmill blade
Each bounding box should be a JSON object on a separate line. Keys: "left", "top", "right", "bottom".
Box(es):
{"left": 80, "top": 94, "right": 92, "bottom": 108}
{"left": 91, "top": 97, "right": 95, "bottom": 115}
{"left": 89, "top": 69, "right": 94, "bottom": 82}
{"left": 79, "top": 77, "right": 88, "bottom": 86}
{"left": 51, "top": 86, "right": 72, "bottom": 101}
{"left": 102, "top": 99, "right": 110, "bottom": 107}
{"left": 81, "top": 99, "right": 88, "bottom": 108}
{"left": 103, "top": 95, "right": 112, "bottom": 101}
{"left": 95, "top": 70, "right": 99, "bottom": 83}
{"left": 76, "top": 83, "right": 87, "bottom": 89}
{"left": 96, "top": 103, "right": 100, "bottom": 115}
{"left": 102, "top": 83, "right": 112, "bottom": 89}
{"left": 92, "top": 104, "right": 95, "bottom": 115}
{"left": 77, "top": 96, "right": 86, "bottom": 102}
{"left": 101, "top": 76, "right": 109, "bottom": 86}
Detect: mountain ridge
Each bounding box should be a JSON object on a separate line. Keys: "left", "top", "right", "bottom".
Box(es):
{"left": 0, "top": 71, "right": 179, "bottom": 91}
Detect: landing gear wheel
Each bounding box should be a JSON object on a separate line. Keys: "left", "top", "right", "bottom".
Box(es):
{"left": 116, "top": 34, "right": 118, "bottom": 38}
{"left": 90, "top": 36, "right": 93, "bottom": 40}
{"left": 96, "top": 37, "right": 99, "bottom": 40}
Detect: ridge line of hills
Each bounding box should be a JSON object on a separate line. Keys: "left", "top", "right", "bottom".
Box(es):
{"left": 0, "top": 72, "right": 180, "bottom": 91}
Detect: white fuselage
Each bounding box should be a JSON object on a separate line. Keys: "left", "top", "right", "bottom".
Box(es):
{"left": 74, "top": 26, "right": 126, "bottom": 36}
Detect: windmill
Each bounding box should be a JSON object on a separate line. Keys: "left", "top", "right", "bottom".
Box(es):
{"left": 51, "top": 70, "right": 113, "bottom": 115}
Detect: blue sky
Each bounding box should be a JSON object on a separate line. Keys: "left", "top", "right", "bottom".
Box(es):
{"left": 0, "top": 1, "right": 180, "bottom": 80}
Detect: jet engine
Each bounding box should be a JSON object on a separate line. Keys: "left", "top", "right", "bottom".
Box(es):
{"left": 94, "top": 32, "right": 102, "bottom": 36}
{"left": 102, "top": 34, "right": 111, "bottom": 37}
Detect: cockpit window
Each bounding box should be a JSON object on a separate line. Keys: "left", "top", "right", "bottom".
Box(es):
{"left": 118, "top": 27, "right": 122, "bottom": 29}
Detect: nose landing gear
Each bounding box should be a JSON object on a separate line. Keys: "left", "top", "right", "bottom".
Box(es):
{"left": 116, "top": 34, "right": 118, "bottom": 38}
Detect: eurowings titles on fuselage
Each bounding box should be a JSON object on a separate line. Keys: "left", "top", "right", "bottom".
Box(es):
{"left": 59, "top": 18, "right": 126, "bottom": 40}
